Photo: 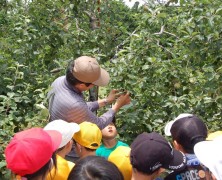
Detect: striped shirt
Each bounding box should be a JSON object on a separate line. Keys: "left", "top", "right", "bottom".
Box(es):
{"left": 48, "top": 76, "right": 115, "bottom": 129}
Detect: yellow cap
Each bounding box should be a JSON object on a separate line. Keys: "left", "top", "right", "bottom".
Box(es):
{"left": 108, "top": 146, "right": 132, "bottom": 180}
{"left": 73, "top": 122, "right": 102, "bottom": 149}
{"left": 207, "top": 131, "right": 222, "bottom": 140}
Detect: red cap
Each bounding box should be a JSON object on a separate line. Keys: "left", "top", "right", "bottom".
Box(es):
{"left": 5, "top": 128, "right": 62, "bottom": 176}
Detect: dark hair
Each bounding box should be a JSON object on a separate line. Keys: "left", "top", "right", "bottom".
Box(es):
{"left": 25, "top": 152, "right": 57, "bottom": 180}
{"left": 171, "top": 115, "right": 207, "bottom": 154}
{"left": 84, "top": 146, "right": 97, "bottom": 152}
{"left": 68, "top": 156, "right": 124, "bottom": 180}
{"left": 66, "top": 60, "right": 91, "bottom": 87}
{"left": 73, "top": 139, "right": 97, "bottom": 152}
{"left": 57, "top": 145, "right": 66, "bottom": 152}
{"left": 112, "top": 116, "right": 116, "bottom": 126}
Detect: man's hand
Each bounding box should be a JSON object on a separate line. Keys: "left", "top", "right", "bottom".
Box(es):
{"left": 112, "top": 92, "right": 131, "bottom": 112}
{"left": 106, "top": 89, "right": 120, "bottom": 104}
{"left": 98, "top": 89, "right": 130, "bottom": 108}
{"left": 98, "top": 89, "right": 120, "bottom": 108}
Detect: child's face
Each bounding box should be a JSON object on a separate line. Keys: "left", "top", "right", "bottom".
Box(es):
{"left": 102, "top": 123, "right": 117, "bottom": 139}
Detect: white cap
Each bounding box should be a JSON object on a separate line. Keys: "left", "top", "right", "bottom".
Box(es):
{"left": 194, "top": 135, "right": 222, "bottom": 180}
{"left": 164, "top": 113, "right": 193, "bottom": 136}
{"left": 44, "top": 119, "right": 80, "bottom": 148}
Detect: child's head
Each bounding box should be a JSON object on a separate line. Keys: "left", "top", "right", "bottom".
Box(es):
{"left": 44, "top": 119, "right": 80, "bottom": 149}
{"left": 170, "top": 115, "right": 207, "bottom": 154}
{"left": 101, "top": 122, "right": 117, "bottom": 140}
{"left": 68, "top": 156, "right": 123, "bottom": 180}
{"left": 108, "top": 146, "right": 132, "bottom": 180}
{"left": 5, "top": 128, "right": 62, "bottom": 178}
{"left": 130, "top": 132, "right": 186, "bottom": 176}
{"left": 73, "top": 122, "right": 102, "bottom": 150}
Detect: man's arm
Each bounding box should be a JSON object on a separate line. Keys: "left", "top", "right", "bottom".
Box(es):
{"left": 67, "top": 101, "right": 115, "bottom": 129}
{"left": 87, "top": 89, "right": 121, "bottom": 112}
{"left": 68, "top": 92, "right": 131, "bottom": 129}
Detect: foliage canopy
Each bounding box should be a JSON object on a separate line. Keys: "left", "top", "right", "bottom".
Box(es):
{"left": 0, "top": 0, "right": 221, "bottom": 178}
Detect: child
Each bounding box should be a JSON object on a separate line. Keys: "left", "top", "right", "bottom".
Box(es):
{"left": 130, "top": 132, "right": 186, "bottom": 180}
{"left": 5, "top": 128, "right": 62, "bottom": 180}
{"left": 73, "top": 121, "right": 102, "bottom": 158}
{"left": 44, "top": 119, "right": 80, "bottom": 180}
{"left": 108, "top": 146, "right": 132, "bottom": 180}
{"left": 96, "top": 122, "right": 128, "bottom": 159}
{"left": 164, "top": 114, "right": 212, "bottom": 180}
{"left": 68, "top": 156, "right": 123, "bottom": 180}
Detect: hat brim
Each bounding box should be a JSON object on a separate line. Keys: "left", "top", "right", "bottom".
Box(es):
{"left": 44, "top": 120, "right": 80, "bottom": 148}
{"left": 69, "top": 123, "right": 80, "bottom": 134}
{"left": 164, "top": 113, "right": 193, "bottom": 136}
{"left": 92, "top": 68, "right": 110, "bottom": 86}
{"left": 45, "top": 130, "right": 62, "bottom": 151}
{"left": 194, "top": 137, "right": 222, "bottom": 180}
{"left": 166, "top": 149, "right": 186, "bottom": 171}
{"left": 58, "top": 123, "right": 80, "bottom": 148}
{"left": 164, "top": 120, "right": 174, "bottom": 136}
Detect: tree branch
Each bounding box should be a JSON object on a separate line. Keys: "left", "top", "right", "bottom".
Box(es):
{"left": 75, "top": 18, "right": 87, "bottom": 33}
{"left": 156, "top": 40, "right": 174, "bottom": 55}
{"left": 110, "top": 28, "right": 138, "bottom": 61}
{"left": 154, "top": 25, "right": 165, "bottom": 35}
{"left": 154, "top": 25, "right": 179, "bottom": 39}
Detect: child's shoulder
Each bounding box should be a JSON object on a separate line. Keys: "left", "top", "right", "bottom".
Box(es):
{"left": 116, "top": 140, "right": 129, "bottom": 147}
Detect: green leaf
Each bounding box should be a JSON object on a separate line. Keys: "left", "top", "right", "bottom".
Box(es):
{"left": 0, "top": 161, "right": 6, "bottom": 169}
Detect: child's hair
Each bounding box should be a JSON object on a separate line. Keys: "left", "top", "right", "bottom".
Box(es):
{"left": 68, "top": 156, "right": 123, "bottom": 180}
{"left": 112, "top": 116, "right": 116, "bottom": 126}
{"left": 11, "top": 153, "right": 57, "bottom": 180}
{"left": 171, "top": 115, "right": 207, "bottom": 153}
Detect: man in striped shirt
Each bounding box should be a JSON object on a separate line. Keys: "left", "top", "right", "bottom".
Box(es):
{"left": 48, "top": 56, "right": 131, "bottom": 161}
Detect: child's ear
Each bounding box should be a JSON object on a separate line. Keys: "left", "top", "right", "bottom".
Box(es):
{"left": 173, "top": 140, "right": 184, "bottom": 152}
{"left": 66, "top": 140, "right": 73, "bottom": 148}
{"left": 173, "top": 140, "right": 179, "bottom": 149}
{"left": 157, "top": 168, "right": 165, "bottom": 176}
{"left": 68, "top": 140, "right": 72, "bottom": 145}
{"left": 76, "top": 143, "right": 82, "bottom": 152}
{"left": 153, "top": 168, "right": 165, "bottom": 179}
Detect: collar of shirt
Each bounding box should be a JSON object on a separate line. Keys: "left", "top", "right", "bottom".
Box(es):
{"left": 64, "top": 77, "right": 82, "bottom": 95}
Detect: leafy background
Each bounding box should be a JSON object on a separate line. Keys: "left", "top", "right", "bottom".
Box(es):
{"left": 0, "top": 0, "right": 221, "bottom": 178}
